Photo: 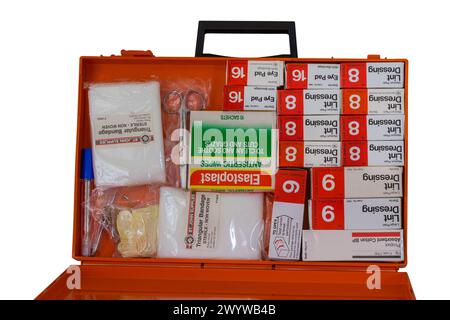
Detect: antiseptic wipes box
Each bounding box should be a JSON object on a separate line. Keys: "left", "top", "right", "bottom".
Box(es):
{"left": 188, "top": 111, "right": 277, "bottom": 191}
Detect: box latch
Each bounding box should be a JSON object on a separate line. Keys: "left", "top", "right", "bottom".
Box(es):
{"left": 367, "top": 54, "right": 381, "bottom": 60}
{"left": 120, "top": 49, "right": 154, "bottom": 57}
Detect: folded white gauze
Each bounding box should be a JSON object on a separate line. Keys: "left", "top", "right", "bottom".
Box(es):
{"left": 88, "top": 81, "right": 166, "bottom": 187}
{"left": 158, "top": 187, "right": 264, "bottom": 259}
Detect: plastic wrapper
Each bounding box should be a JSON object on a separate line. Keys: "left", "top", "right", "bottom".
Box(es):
{"left": 88, "top": 81, "right": 166, "bottom": 187}
{"left": 157, "top": 187, "right": 264, "bottom": 259}
{"left": 160, "top": 79, "right": 211, "bottom": 188}
{"left": 87, "top": 185, "right": 160, "bottom": 258}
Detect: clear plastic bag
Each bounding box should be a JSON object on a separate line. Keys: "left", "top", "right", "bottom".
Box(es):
{"left": 87, "top": 185, "right": 160, "bottom": 258}
{"left": 157, "top": 187, "right": 264, "bottom": 260}
{"left": 87, "top": 81, "right": 166, "bottom": 187}
{"left": 160, "top": 79, "right": 211, "bottom": 188}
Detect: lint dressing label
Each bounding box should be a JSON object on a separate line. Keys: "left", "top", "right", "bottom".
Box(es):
{"left": 278, "top": 89, "right": 340, "bottom": 115}
{"left": 341, "top": 115, "right": 404, "bottom": 141}
{"left": 309, "top": 198, "right": 402, "bottom": 230}
{"left": 92, "top": 113, "right": 154, "bottom": 147}
{"left": 311, "top": 166, "right": 403, "bottom": 199}
{"left": 341, "top": 89, "right": 404, "bottom": 115}
{"left": 343, "top": 141, "right": 404, "bottom": 166}
{"left": 185, "top": 192, "right": 220, "bottom": 250}
{"left": 279, "top": 142, "right": 341, "bottom": 168}
{"left": 189, "top": 111, "right": 277, "bottom": 191}
{"left": 341, "top": 62, "right": 404, "bottom": 88}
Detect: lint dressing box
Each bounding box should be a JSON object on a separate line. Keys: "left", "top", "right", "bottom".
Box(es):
{"left": 277, "top": 89, "right": 341, "bottom": 115}
{"left": 278, "top": 141, "right": 341, "bottom": 168}
{"left": 278, "top": 115, "right": 340, "bottom": 141}
{"left": 341, "top": 89, "right": 404, "bottom": 115}
{"left": 311, "top": 166, "right": 403, "bottom": 199}
{"left": 342, "top": 140, "right": 404, "bottom": 166}
{"left": 308, "top": 198, "right": 402, "bottom": 230}
{"left": 36, "top": 21, "right": 414, "bottom": 300}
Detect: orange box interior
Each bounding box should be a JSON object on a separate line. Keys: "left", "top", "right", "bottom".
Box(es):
{"left": 37, "top": 52, "right": 413, "bottom": 300}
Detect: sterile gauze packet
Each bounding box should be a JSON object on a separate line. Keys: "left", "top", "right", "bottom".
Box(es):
{"left": 157, "top": 187, "right": 264, "bottom": 259}
{"left": 88, "top": 81, "right": 166, "bottom": 187}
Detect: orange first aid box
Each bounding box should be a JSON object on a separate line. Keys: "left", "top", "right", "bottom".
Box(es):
{"left": 37, "top": 21, "right": 414, "bottom": 300}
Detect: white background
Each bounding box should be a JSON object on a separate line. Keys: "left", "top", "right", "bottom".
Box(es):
{"left": 1, "top": 0, "right": 449, "bottom": 300}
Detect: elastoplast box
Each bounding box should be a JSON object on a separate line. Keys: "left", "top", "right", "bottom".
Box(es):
{"left": 279, "top": 141, "right": 341, "bottom": 167}
{"left": 341, "top": 62, "right": 404, "bottom": 88}
{"left": 278, "top": 115, "right": 340, "bottom": 141}
{"left": 310, "top": 166, "right": 403, "bottom": 199}
{"left": 341, "top": 89, "right": 404, "bottom": 115}
{"left": 278, "top": 89, "right": 340, "bottom": 115}
{"left": 285, "top": 63, "right": 340, "bottom": 89}
{"left": 226, "top": 60, "right": 284, "bottom": 86}
{"left": 309, "top": 198, "right": 402, "bottom": 230}
{"left": 188, "top": 111, "right": 277, "bottom": 191}
{"left": 341, "top": 115, "right": 404, "bottom": 141}
{"left": 342, "top": 141, "right": 404, "bottom": 166}
{"left": 268, "top": 170, "right": 307, "bottom": 260}
{"left": 302, "top": 230, "right": 404, "bottom": 261}
{"left": 223, "top": 86, "right": 277, "bottom": 111}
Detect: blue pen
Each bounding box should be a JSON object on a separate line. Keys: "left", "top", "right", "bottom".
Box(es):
{"left": 81, "top": 148, "right": 94, "bottom": 256}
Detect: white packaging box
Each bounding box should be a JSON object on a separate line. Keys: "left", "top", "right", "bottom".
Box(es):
{"left": 304, "top": 115, "right": 340, "bottom": 141}
{"left": 302, "top": 230, "right": 404, "bottom": 261}
{"left": 278, "top": 89, "right": 340, "bottom": 115}
{"left": 303, "top": 141, "right": 341, "bottom": 167}
{"left": 223, "top": 86, "right": 277, "bottom": 111}
{"left": 309, "top": 198, "right": 402, "bottom": 230}
{"left": 285, "top": 63, "right": 340, "bottom": 89}
{"left": 226, "top": 60, "right": 284, "bottom": 86}
{"left": 341, "top": 89, "right": 404, "bottom": 114}
{"left": 341, "top": 62, "right": 404, "bottom": 88}
{"left": 366, "top": 62, "right": 404, "bottom": 88}
{"left": 189, "top": 111, "right": 277, "bottom": 191}
{"left": 343, "top": 141, "right": 404, "bottom": 166}
{"left": 311, "top": 166, "right": 403, "bottom": 199}
{"left": 367, "top": 89, "right": 404, "bottom": 114}
{"left": 341, "top": 115, "right": 404, "bottom": 141}
{"left": 268, "top": 170, "right": 307, "bottom": 260}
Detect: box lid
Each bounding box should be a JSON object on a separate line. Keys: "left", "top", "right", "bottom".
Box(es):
{"left": 36, "top": 264, "right": 414, "bottom": 300}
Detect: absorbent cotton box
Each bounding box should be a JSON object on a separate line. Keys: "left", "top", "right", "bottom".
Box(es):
{"left": 302, "top": 230, "right": 404, "bottom": 261}
{"left": 188, "top": 111, "right": 277, "bottom": 191}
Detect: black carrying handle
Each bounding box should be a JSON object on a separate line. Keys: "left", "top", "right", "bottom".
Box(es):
{"left": 195, "top": 21, "right": 298, "bottom": 58}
